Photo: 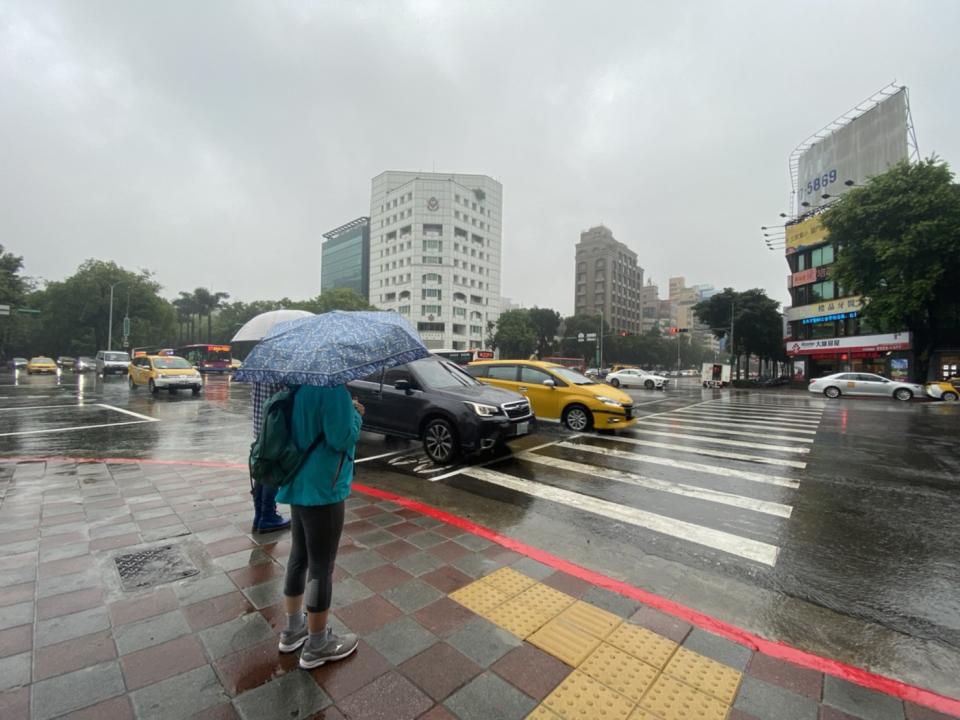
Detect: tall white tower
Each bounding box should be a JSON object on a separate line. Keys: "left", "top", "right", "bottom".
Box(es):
{"left": 369, "top": 172, "right": 503, "bottom": 351}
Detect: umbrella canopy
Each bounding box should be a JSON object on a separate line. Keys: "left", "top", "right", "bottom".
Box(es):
{"left": 231, "top": 309, "right": 314, "bottom": 343}
{"left": 233, "top": 310, "right": 430, "bottom": 387}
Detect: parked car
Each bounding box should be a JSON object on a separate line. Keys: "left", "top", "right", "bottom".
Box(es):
{"left": 56, "top": 356, "right": 75, "bottom": 370}
{"left": 9, "top": 357, "right": 28, "bottom": 370}
{"left": 96, "top": 350, "right": 131, "bottom": 376}
{"left": 348, "top": 356, "right": 533, "bottom": 464}
{"left": 467, "top": 359, "right": 636, "bottom": 432}
{"left": 129, "top": 355, "right": 203, "bottom": 395}
{"left": 26, "top": 356, "right": 57, "bottom": 374}
{"left": 925, "top": 379, "right": 959, "bottom": 402}
{"left": 74, "top": 356, "right": 96, "bottom": 372}
{"left": 808, "top": 372, "right": 924, "bottom": 401}
{"left": 605, "top": 367, "right": 669, "bottom": 390}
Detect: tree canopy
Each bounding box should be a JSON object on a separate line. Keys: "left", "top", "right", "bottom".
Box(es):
{"left": 821, "top": 158, "right": 960, "bottom": 379}
{"left": 494, "top": 309, "right": 537, "bottom": 359}
{"left": 694, "top": 288, "right": 784, "bottom": 375}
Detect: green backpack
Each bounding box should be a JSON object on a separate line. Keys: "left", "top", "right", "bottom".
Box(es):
{"left": 249, "top": 386, "right": 325, "bottom": 489}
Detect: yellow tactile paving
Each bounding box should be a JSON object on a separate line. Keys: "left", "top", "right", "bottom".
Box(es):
{"left": 526, "top": 705, "right": 563, "bottom": 720}
{"left": 555, "top": 601, "right": 623, "bottom": 640}
{"left": 663, "top": 647, "right": 742, "bottom": 704}
{"left": 512, "top": 582, "right": 578, "bottom": 617}
{"left": 543, "top": 670, "right": 636, "bottom": 720}
{"left": 449, "top": 580, "right": 509, "bottom": 616}
{"left": 481, "top": 566, "right": 538, "bottom": 597}
{"left": 487, "top": 594, "right": 560, "bottom": 638}
{"left": 606, "top": 622, "right": 679, "bottom": 669}
{"left": 528, "top": 616, "right": 604, "bottom": 667}
{"left": 626, "top": 708, "right": 661, "bottom": 719}
{"left": 639, "top": 674, "right": 731, "bottom": 720}
{"left": 580, "top": 643, "right": 659, "bottom": 703}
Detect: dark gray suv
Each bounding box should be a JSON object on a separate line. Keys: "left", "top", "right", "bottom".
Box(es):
{"left": 348, "top": 356, "right": 534, "bottom": 464}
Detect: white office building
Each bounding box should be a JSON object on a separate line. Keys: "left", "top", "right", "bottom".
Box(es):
{"left": 369, "top": 171, "right": 503, "bottom": 350}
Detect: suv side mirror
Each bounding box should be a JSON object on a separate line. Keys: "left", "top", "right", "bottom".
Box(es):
{"left": 394, "top": 379, "right": 413, "bottom": 394}
{"left": 542, "top": 379, "right": 556, "bottom": 388}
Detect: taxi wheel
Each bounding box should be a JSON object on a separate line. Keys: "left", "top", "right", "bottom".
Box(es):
{"left": 192, "top": 386, "right": 201, "bottom": 395}
{"left": 943, "top": 391, "right": 958, "bottom": 402}
{"left": 128, "top": 376, "right": 135, "bottom": 390}
{"left": 609, "top": 378, "right": 620, "bottom": 388}
{"left": 563, "top": 404, "right": 593, "bottom": 432}
{"left": 148, "top": 380, "right": 158, "bottom": 395}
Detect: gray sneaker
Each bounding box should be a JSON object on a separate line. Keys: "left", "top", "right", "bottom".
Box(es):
{"left": 299, "top": 630, "right": 359, "bottom": 669}
{"left": 278, "top": 625, "right": 308, "bottom": 653}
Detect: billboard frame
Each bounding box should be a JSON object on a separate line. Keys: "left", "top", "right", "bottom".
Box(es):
{"left": 787, "top": 83, "right": 919, "bottom": 219}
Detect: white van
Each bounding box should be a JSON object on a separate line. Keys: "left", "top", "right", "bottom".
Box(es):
{"left": 96, "top": 350, "right": 131, "bottom": 376}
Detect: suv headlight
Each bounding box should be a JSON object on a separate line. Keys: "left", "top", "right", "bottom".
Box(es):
{"left": 464, "top": 401, "right": 501, "bottom": 417}
{"left": 595, "top": 396, "right": 624, "bottom": 407}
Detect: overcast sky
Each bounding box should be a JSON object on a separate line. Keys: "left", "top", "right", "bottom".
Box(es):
{"left": 3, "top": 1, "right": 958, "bottom": 314}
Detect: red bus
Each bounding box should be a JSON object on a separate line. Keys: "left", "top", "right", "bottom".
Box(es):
{"left": 542, "top": 356, "right": 588, "bottom": 373}
{"left": 176, "top": 344, "right": 232, "bottom": 374}
{"left": 433, "top": 348, "right": 495, "bottom": 366}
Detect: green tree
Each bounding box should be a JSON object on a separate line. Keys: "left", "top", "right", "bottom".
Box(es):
{"left": 558, "top": 314, "right": 607, "bottom": 363}
{"left": 0, "top": 246, "right": 33, "bottom": 360}
{"left": 694, "top": 288, "right": 783, "bottom": 378}
{"left": 27, "top": 260, "right": 176, "bottom": 356}
{"left": 189, "top": 288, "right": 231, "bottom": 343}
{"left": 821, "top": 158, "right": 960, "bottom": 380}
{"left": 293, "top": 288, "right": 375, "bottom": 314}
{"left": 527, "top": 307, "right": 561, "bottom": 359}
{"left": 494, "top": 309, "right": 537, "bottom": 359}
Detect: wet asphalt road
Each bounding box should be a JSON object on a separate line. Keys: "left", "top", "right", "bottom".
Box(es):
{"left": 2, "top": 369, "right": 959, "bottom": 695}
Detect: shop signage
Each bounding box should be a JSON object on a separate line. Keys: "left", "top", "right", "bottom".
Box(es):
{"left": 787, "top": 265, "right": 830, "bottom": 288}
{"left": 785, "top": 332, "right": 912, "bottom": 357}
{"left": 801, "top": 310, "right": 858, "bottom": 325}
{"left": 785, "top": 296, "right": 862, "bottom": 322}
{"left": 785, "top": 215, "right": 828, "bottom": 255}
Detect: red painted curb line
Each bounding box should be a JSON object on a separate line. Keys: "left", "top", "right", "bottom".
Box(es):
{"left": 3, "top": 455, "right": 958, "bottom": 716}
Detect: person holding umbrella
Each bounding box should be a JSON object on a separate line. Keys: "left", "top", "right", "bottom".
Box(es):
{"left": 233, "top": 309, "right": 313, "bottom": 534}
{"left": 234, "top": 310, "right": 430, "bottom": 667}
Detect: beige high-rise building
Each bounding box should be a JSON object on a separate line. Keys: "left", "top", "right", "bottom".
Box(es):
{"left": 639, "top": 280, "right": 664, "bottom": 333}
{"left": 574, "top": 225, "right": 643, "bottom": 334}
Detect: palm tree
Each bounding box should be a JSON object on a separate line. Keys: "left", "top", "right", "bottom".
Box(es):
{"left": 176, "top": 292, "right": 200, "bottom": 344}
{"left": 190, "top": 288, "right": 230, "bottom": 343}
{"left": 206, "top": 291, "right": 230, "bottom": 342}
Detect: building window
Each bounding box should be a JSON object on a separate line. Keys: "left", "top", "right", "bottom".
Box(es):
{"left": 383, "top": 292, "right": 396, "bottom": 302}
{"left": 453, "top": 307, "right": 466, "bottom": 318}
{"left": 422, "top": 288, "right": 442, "bottom": 300}
{"left": 417, "top": 321, "right": 444, "bottom": 333}
{"left": 454, "top": 292, "right": 467, "bottom": 302}
{"left": 398, "top": 305, "right": 410, "bottom": 315}
{"left": 421, "top": 304, "right": 442, "bottom": 315}
{"left": 811, "top": 280, "right": 836, "bottom": 301}
{"left": 423, "top": 256, "right": 443, "bottom": 264}
{"left": 422, "top": 273, "right": 441, "bottom": 283}
{"left": 423, "top": 239, "right": 442, "bottom": 252}
{"left": 452, "top": 324, "right": 466, "bottom": 335}
{"left": 423, "top": 223, "right": 443, "bottom": 237}
{"left": 399, "top": 290, "right": 411, "bottom": 300}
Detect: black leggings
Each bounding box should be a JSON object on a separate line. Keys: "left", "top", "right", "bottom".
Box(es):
{"left": 283, "top": 502, "right": 345, "bottom": 613}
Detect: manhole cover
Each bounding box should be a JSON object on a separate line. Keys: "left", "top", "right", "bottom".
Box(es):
{"left": 114, "top": 544, "right": 199, "bottom": 591}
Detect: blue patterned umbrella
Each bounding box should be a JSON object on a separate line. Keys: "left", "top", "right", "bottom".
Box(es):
{"left": 234, "top": 310, "right": 429, "bottom": 387}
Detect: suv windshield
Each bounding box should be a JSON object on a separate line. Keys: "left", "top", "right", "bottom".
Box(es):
{"left": 154, "top": 357, "right": 192, "bottom": 369}
{"left": 415, "top": 360, "right": 482, "bottom": 389}
{"left": 551, "top": 367, "right": 595, "bottom": 385}
{"left": 105, "top": 352, "right": 129, "bottom": 362}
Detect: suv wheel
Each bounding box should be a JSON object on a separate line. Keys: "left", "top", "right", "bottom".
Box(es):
{"left": 423, "top": 418, "right": 458, "bottom": 465}
{"left": 824, "top": 386, "right": 841, "bottom": 399}
{"left": 148, "top": 379, "right": 158, "bottom": 395}
{"left": 563, "top": 404, "right": 592, "bottom": 432}
{"left": 894, "top": 388, "right": 913, "bottom": 402}
{"left": 609, "top": 377, "right": 620, "bottom": 388}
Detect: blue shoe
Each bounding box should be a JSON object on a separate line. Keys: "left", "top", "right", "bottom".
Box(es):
{"left": 254, "top": 484, "right": 290, "bottom": 533}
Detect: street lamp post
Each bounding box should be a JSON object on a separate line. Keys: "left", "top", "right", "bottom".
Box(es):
{"left": 107, "top": 282, "right": 122, "bottom": 351}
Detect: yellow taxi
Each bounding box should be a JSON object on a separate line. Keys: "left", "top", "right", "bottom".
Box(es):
{"left": 26, "top": 356, "right": 57, "bottom": 374}
{"left": 466, "top": 359, "right": 636, "bottom": 432}
{"left": 925, "top": 379, "right": 959, "bottom": 402}
{"left": 128, "top": 355, "right": 203, "bottom": 395}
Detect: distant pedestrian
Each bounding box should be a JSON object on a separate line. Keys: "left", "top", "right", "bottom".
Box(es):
{"left": 250, "top": 380, "right": 291, "bottom": 533}
{"left": 276, "top": 384, "right": 363, "bottom": 668}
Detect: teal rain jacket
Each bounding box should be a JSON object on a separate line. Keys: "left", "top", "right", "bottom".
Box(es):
{"left": 275, "top": 385, "right": 363, "bottom": 507}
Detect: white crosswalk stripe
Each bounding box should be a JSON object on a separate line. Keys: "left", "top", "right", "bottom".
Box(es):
{"left": 630, "top": 419, "right": 814, "bottom": 443}
{"left": 459, "top": 466, "right": 781, "bottom": 566}
{"left": 441, "top": 396, "right": 824, "bottom": 569}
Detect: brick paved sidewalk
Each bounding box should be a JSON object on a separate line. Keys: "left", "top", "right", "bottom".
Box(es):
{"left": 0, "top": 460, "right": 956, "bottom": 720}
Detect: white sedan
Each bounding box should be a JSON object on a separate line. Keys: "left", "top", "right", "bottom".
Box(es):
{"left": 605, "top": 368, "right": 669, "bottom": 390}
{"left": 808, "top": 372, "right": 924, "bottom": 401}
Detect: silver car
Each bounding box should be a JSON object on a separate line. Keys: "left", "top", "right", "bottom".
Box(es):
{"left": 606, "top": 368, "right": 669, "bottom": 390}
{"left": 808, "top": 372, "right": 924, "bottom": 401}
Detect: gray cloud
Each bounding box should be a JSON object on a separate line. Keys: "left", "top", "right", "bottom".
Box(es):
{"left": 3, "top": 1, "right": 959, "bottom": 312}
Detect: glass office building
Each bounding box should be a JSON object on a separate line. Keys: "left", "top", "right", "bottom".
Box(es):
{"left": 321, "top": 217, "right": 370, "bottom": 300}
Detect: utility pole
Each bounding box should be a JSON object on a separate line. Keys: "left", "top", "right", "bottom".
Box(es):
{"left": 598, "top": 310, "right": 604, "bottom": 370}
{"left": 729, "top": 295, "right": 736, "bottom": 378}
